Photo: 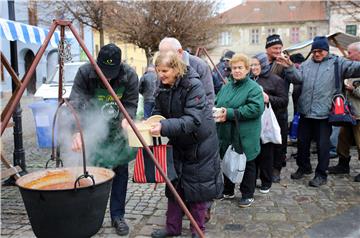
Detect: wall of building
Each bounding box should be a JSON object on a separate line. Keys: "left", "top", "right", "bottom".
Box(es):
{"left": 329, "top": 5, "right": 359, "bottom": 36}
{"left": 209, "top": 21, "right": 328, "bottom": 62}
{"left": 1, "top": 1, "right": 93, "bottom": 94}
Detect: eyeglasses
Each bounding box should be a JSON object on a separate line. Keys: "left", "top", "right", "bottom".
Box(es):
{"left": 312, "top": 49, "right": 324, "bottom": 54}
{"left": 250, "top": 63, "right": 260, "bottom": 67}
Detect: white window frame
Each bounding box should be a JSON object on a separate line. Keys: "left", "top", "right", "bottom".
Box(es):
{"left": 267, "top": 28, "right": 276, "bottom": 36}
{"left": 219, "top": 31, "right": 231, "bottom": 46}
{"left": 251, "top": 28, "right": 260, "bottom": 45}
{"left": 290, "top": 27, "right": 300, "bottom": 43}
{"left": 308, "top": 26, "right": 317, "bottom": 40}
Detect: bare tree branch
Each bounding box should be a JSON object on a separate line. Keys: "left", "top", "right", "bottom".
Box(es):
{"left": 106, "top": 1, "right": 220, "bottom": 65}
{"left": 330, "top": 1, "right": 360, "bottom": 23}
{"left": 38, "top": 0, "right": 112, "bottom": 47}
{"left": 38, "top": 0, "right": 220, "bottom": 63}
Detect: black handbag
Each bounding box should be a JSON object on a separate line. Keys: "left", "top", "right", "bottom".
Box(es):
{"left": 328, "top": 57, "right": 357, "bottom": 127}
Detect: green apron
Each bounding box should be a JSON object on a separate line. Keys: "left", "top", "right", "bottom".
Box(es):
{"left": 91, "top": 87, "right": 135, "bottom": 168}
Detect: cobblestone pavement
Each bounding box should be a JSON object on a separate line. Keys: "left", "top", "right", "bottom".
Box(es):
{"left": 1, "top": 95, "right": 360, "bottom": 238}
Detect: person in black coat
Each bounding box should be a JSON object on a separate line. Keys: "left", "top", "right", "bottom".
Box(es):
{"left": 212, "top": 50, "right": 235, "bottom": 94}
{"left": 149, "top": 51, "right": 223, "bottom": 238}
{"left": 250, "top": 53, "right": 288, "bottom": 191}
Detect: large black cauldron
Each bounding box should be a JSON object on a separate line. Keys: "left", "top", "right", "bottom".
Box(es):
{"left": 16, "top": 166, "right": 114, "bottom": 238}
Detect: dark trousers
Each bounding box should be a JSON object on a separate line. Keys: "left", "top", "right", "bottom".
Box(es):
{"left": 273, "top": 115, "right": 288, "bottom": 170}
{"left": 255, "top": 143, "right": 274, "bottom": 188}
{"left": 110, "top": 164, "right": 128, "bottom": 220}
{"left": 337, "top": 122, "right": 360, "bottom": 159}
{"left": 296, "top": 117, "right": 332, "bottom": 178}
{"left": 223, "top": 159, "right": 256, "bottom": 199}
{"left": 166, "top": 198, "right": 207, "bottom": 235}
{"left": 143, "top": 101, "right": 155, "bottom": 119}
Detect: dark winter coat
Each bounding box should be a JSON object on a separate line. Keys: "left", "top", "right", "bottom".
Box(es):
{"left": 153, "top": 66, "right": 223, "bottom": 202}
{"left": 139, "top": 70, "right": 158, "bottom": 102}
{"left": 183, "top": 51, "right": 215, "bottom": 108}
{"left": 253, "top": 71, "right": 288, "bottom": 120}
{"left": 212, "top": 60, "right": 231, "bottom": 94}
{"left": 69, "top": 62, "right": 139, "bottom": 119}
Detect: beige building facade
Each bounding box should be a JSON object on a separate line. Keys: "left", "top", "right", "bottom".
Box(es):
{"left": 329, "top": 3, "right": 359, "bottom": 37}
{"left": 210, "top": 1, "right": 329, "bottom": 62}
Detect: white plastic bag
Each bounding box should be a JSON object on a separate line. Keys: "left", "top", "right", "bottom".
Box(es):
{"left": 260, "top": 103, "right": 282, "bottom": 144}
{"left": 222, "top": 145, "right": 247, "bottom": 183}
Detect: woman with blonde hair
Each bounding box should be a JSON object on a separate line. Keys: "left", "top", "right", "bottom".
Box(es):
{"left": 215, "top": 53, "right": 264, "bottom": 207}
{"left": 150, "top": 51, "right": 223, "bottom": 238}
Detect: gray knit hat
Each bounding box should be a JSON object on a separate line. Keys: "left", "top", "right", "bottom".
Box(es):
{"left": 253, "top": 52, "right": 271, "bottom": 76}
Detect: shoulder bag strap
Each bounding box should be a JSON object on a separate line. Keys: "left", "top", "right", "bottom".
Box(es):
{"left": 334, "top": 56, "right": 341, "bottom": 94}
{"left": 233, "top": 109, "right": 244, "bottom": 153}
{"left": 152, "top": 137, "right": 162, "bottom": 146}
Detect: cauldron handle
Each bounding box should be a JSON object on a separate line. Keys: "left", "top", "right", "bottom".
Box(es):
{"left": 46, "top": 99, "right": 65, "bottom": 169}
{"left": 46, "top": 99, "right": 93, "bottom": 183}
{"left": 74, "top": 171, "right": 95, "bottom": 190}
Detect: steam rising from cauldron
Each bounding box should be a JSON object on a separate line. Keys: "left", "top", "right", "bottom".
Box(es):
{"left": 55, "top": 104, "right": 132, "bottom": 171}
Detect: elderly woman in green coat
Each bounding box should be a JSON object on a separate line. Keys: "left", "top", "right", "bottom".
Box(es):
{"left": 214, "top": 53, "right": 264, "bottom": 208}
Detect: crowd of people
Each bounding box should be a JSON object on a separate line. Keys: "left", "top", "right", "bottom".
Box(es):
{"left": 69, "top": 35, "right": 360, "bottom": 237}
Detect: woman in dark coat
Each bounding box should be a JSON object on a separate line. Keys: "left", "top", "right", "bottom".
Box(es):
{"left": 250, "top": 52, "right": 288, "bottom": 193}
{"left": 149, "top": 51, "right": 223, "bottom": 238}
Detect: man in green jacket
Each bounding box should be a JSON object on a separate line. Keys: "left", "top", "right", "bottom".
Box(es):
{"left": 70, "top": 43, "right": 138, "bottom": 236}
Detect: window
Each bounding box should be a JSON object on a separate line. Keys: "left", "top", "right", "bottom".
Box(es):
{"left": 267, "top": 28, "right": 276, "bottom": 36}
{"left": 251, "top": 29, "right": 260, "bottom": 44}
{"left": 346, "top": 25, "right": 357, "bottom": 36}
{"left": 308, "top": 26, "right": 317, "bottom": 40}
{"left": 219, "top": 32, "right": 231, "bottom": 46}
{"left": 290, "top": 27, "right": 300, "bottom": 43}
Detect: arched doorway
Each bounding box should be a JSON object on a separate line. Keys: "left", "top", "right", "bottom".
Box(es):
{"left": 24, "top": 50, "right": 36, "bottom": 95}
{"left": 47, "top": 49, "right": 58, "bottom": 80}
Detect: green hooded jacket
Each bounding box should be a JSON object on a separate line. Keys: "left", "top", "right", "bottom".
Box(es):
{"left": 215, "top": 75, "right": 264, "bottom": 161}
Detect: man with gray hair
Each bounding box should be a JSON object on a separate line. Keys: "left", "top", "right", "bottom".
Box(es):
{"left": 159, "top": 37, "right": 215, "bottom": 108}
{"left": 328, "top": 41, "right": 360, "bottom": 182}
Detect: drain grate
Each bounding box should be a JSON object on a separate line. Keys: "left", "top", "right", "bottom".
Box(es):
{"left": 224, "top": 224, "right": 244, "bottom": 231}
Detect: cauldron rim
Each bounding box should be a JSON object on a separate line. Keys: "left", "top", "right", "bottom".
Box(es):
{"left": 16, "top": 166, "right": 115, "bottom": 192}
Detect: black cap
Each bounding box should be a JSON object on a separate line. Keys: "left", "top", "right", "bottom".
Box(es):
{"left": 290, "top": 53, "right": 305, "bottom": 64}
{"left": 97, "top": 43, "right": 121, "bottom": 79}
{"left": 265, "top": 34, "right": 283, "bottom": 49}
{"left": 223, "top": 50, "right": 235, "bottom": 60}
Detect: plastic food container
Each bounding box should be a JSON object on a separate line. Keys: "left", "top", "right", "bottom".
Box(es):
{"left": 127, "top": 122, "right": 153, "bottom": 147}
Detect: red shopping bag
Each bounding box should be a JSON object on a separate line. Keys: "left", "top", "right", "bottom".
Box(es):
{"left": 133, "top": 138, "right": 176, "bottom": 183}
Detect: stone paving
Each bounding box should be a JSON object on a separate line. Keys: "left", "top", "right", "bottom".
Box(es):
{"left": 1, "top": 95, "right": 360, "bottom": 238}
